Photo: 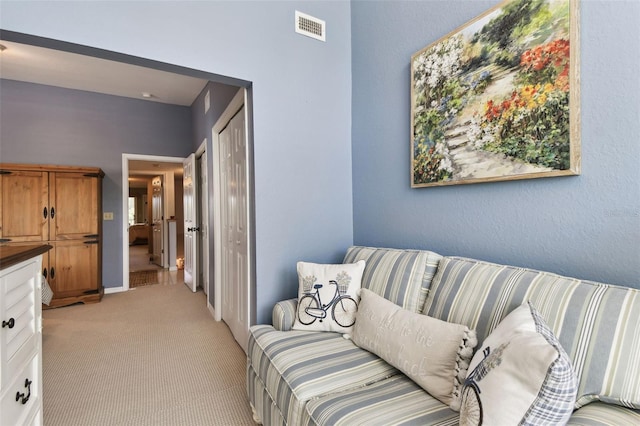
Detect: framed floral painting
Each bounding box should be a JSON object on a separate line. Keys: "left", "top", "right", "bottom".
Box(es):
{"left": 411, "top": 0, "right": 580, "bottom": 188}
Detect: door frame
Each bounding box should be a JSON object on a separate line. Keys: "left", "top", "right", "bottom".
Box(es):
{"left": 196, "top": 139, "right": 209, "bottom": 298}
{"left": 211, "top": 88, "right": 255, "bottom": 331}
{"left": 115, "top": 153, "right": 186, "bottom": 293}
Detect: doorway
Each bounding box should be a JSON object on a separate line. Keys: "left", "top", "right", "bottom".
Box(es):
{"left": 1, "top": 30, "right": 255, "bottom": 314}
{"left": 128, "top": 174, "right": 162, "bottom": 276}
{"left": 123, "top": 155, "right": 185, "bottom": 291}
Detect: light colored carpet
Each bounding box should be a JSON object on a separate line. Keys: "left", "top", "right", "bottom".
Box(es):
{"left": 42, "top": 283, "right": 254, "bottom": 426}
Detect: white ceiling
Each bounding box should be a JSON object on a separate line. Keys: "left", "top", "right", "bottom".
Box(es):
{"left": 0, "top": 39, "right": 208, "bottom": 106}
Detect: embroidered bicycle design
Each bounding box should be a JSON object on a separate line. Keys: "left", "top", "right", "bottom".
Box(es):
{"left": 460, "top": 342, "right": 509, "bottom": 426}
{"left": 297, "top": 280, "right": 358, "bottom": 328}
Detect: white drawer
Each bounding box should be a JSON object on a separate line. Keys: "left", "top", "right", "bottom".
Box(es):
{"left": 24, "top": 406, "right": 42, "bottom": 426}
{"left": 1, "top": 259, "right": 40, "bottom": 390}
{"left": 1, "top": 352, "right": 41, "bottom": 426}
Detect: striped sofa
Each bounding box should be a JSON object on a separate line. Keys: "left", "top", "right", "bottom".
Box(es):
{"left": 247, "top": 246, "right": 640, "bottom": 425}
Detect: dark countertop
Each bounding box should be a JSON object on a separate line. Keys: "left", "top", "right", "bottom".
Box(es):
{"left": 0, "top": 244, "right": 52, "bottom": 271}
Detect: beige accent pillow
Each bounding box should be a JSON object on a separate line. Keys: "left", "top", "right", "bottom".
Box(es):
{"left": 292, "top": 261, "right": 366, "bottom": 333}
{"left": 459, "top": 302, "right": 577, "bottom": 425}
{"left": 351, "top": 288, "right": 477, "bottom": 409}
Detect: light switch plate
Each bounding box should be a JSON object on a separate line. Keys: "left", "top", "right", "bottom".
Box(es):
{"left": 103, "top": 212, "right": 114, "bottom": 220}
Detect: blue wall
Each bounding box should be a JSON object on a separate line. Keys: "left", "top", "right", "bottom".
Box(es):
{"left": 1, "top": 1, "right": 355, "bottom": 323}
{"left": 191, "top": 82, "right": 240, "bottom": 151}
{"left": 3, "top": 0, "right": 636, "bottom": 330}
{"left": 351, "top": 1, "right": 640, "bottom": 288}
{"left": 0, "top": 79, "right": 193, "bottom": 288}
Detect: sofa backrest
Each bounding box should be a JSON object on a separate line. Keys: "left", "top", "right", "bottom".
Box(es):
{"left": 422, "top": 256, "right": 640, "bottom": 410}
{"left": 343, "top": 246, "right": 442, "bottom": 314}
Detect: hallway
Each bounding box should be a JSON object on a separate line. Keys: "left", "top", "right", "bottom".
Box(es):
{"left": 129, "top": 244, "right": 162, "bottom": 272}
{"left": 129, "top": 244, "right": 183, "bottom": 287}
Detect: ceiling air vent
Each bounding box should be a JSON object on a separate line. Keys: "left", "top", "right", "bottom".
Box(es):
{"left": 295, "top": 11, "right": 326, "bottom": 42}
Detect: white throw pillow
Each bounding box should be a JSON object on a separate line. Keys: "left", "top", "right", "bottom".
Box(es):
{"left": 292, "top": 260, "right": 366, "bottom": 333}
{"left": 351, "top": 288, "right": 477, "bottom": 409}
{"left": 459, "top": 302, "right": 577, "bottom": 426}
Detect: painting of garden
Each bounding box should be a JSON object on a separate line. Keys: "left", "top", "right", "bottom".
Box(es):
{"left": 411, "top": 0, "right": 579, "bottom": 187}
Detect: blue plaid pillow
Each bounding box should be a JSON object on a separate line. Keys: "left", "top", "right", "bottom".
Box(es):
{"left": 459, "top": 302, "right": 577, "bottom": 425}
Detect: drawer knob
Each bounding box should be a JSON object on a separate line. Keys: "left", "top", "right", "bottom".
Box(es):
{"left": 2, "top": 318, "right": 15, "bottom": 329}
{"left": 15, "top": 378, "right": 32, "bottom": 405}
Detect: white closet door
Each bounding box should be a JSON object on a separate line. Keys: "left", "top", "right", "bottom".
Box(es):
{"left": 220, "top": 106, "right": 249, "bottom": 351}
{"left": 183, "top": 154, "right": 198, "bottom": 292}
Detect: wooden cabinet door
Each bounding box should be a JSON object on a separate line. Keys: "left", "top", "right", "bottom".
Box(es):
{"left": 48, "top": 240, "right": 99, "bottom": 298}
{"left": 49, "top": 172, "right": 101, "bottom": 240}
{"left": 0, "top": 170, "right": 49, "bottom": 242}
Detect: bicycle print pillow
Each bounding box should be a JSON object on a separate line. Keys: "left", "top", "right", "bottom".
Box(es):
{"left": 292, "top": 260, "right": 366, "bottom": 333}
{"left": 459, "top": 302, "right": 577, "bottom": 426}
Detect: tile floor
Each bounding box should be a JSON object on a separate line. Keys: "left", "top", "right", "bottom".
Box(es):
{"left": 129, "top": 244, "right": 184, "bottom": 285}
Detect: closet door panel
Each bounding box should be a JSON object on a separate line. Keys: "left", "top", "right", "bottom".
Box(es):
{"left": 49, "top": 172, "right": 100, "bottom": 240}
{"left": 47, "top": 241, "right": 99, "bottom": 298}
{"left": 0, "top": 171, "right": 48, "bottom": 243}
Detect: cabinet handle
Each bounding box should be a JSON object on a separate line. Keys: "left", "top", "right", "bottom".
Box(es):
{"left": 50, "top": 207, "right": 55, "bottom": 219}
{"left": 44, "top": 207, "right": 48, "bottom": 219}
{"left": 84, "top": 234, "right": 99, "bottom": 238}
{"left": 0, "top": 238, "right": 11, "bottom": 243}
{"left": 43, "top": 268, "right": 47, "bottom": 279}
{"left": 2, "top": 318, "right": 15, "bottom": 328}
{"left": 15, "top": 378, "right": 32, "bottom": 405}
{"left": 85, "top": 240, "right": 99, "bottom": 245}
{"left": 50, "top": 267, "right": 55, "bottom": 279}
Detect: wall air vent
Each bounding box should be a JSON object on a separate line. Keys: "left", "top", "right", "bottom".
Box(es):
{"left": 295, "top": 11, "right": 326, "bottom": 42}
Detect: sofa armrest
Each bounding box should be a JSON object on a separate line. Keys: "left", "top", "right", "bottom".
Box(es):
{"left": 272, "top": 298, "right": 298, "bottom": 331}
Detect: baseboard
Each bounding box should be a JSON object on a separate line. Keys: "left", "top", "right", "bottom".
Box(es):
{"left": 207, "top": 300, "right": 217, "bottom": 319}
{"left": 105, "top": 286, "right": 126, "bottom": 294}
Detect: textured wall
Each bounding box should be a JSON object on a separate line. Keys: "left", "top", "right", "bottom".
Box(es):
{"left": 0, "top": 79, "right": 193, "bottom": 288}
{"left": 351, "top": 1, "right": 640, "bottom": 288}
{"left": 1, "top": 0, "right": 354, "bottom": 323}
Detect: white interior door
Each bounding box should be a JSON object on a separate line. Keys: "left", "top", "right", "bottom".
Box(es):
{"left": 183, "top": 154, "right": 198, "bottom": 292}
{"left": 219, "top": 106, "right": 249, "bottom": 352}
{"left": 198, "top": 151, "right": 209, "bottom": 296}
{"left": 151, "top": 175, "right": 164, "bottom": 267}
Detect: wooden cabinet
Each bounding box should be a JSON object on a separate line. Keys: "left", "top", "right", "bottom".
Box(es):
{"left": 44, "top": 241, "right": 101, "bottom": 302}
{"left": 0, "top": 164, "right": 104, "bottom": 308}
{"left": 49, "top": 172, "right": 102, "bottom": 241}
{"left": 0, "top": 170, "right": 48, "bottom": 243}
{"left": 1, "top": 244, "right": 51, "bottom": 426}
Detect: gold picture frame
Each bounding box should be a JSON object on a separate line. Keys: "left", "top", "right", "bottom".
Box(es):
{"left": 411, "top": 0, "right": 580, "bottom": 188}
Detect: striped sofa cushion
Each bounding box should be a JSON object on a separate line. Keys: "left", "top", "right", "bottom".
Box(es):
{"left": 248, "top": 325, "right": 399, "bottom": 425}
{"left": 567, "top": 402, "right": 640, "bottom": 425}
{"left": 423, "top": 256, "right": 640, "bottom": 410}
{"left": 343, "top": 246, "right": 442, "bottom": 313}
{"left": 303, "top": 375, "right": 459, "bottom": 426}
